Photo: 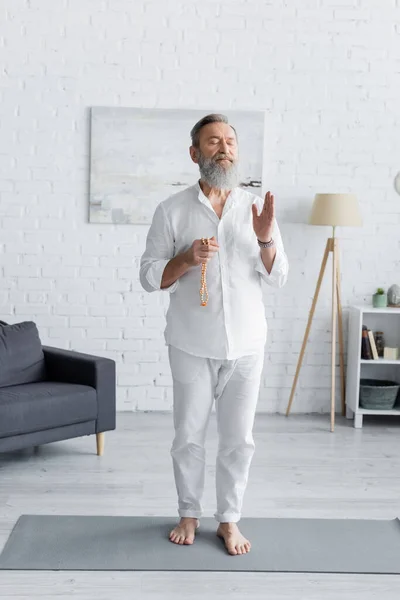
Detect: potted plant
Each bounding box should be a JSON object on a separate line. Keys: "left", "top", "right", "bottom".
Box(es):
{"left": 372, "top": 287, "right": 387, "bottom": 308}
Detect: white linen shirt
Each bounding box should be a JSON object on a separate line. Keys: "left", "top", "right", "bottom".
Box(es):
{"left": 139, "top": 182, "right": 289, "bottom": 360}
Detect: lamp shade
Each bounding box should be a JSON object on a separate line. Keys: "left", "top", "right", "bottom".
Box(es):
{"left": 309, "top": 193, "right": 362, "bottom": 227}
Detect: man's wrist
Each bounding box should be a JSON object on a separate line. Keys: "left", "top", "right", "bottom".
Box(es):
{"left": 257, "top": 237, "right": 275, "bottom": 248}
{"left": 181, "top": 249, "right": 194, "bottom": 268}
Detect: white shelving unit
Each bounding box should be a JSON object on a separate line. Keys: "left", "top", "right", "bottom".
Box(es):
{"left": 346, "top": 305, "right": 400, "bottom": 428}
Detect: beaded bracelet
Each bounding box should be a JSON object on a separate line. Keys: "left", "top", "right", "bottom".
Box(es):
{"left": 257, "top": 238, "right": 275, "bottom": 248}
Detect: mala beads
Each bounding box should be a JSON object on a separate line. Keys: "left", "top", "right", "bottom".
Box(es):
{"left": 200, "top": 237, "right": 209, "bottom": 307}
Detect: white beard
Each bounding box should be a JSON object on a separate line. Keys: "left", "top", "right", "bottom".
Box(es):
{"left": 197, "top": 152, "right": 240, "bottom": 190}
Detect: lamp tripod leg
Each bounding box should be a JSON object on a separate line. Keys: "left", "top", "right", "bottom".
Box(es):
{"left": 336, "top": 248, "right": 346, "bottom": 417}
{"left": 286, "top": 240, "right": 331, "bottom": 417}
{"left": 331, "top": 240, "right": 338, "bottom": 432}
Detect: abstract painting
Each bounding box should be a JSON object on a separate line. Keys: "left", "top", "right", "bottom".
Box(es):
{"left": 89, "top": 107, "right": 265, "bottom": 224}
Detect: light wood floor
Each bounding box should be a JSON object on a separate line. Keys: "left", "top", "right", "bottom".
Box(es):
{"left": 1, "top": 412, "right": 400, "bottom": 599}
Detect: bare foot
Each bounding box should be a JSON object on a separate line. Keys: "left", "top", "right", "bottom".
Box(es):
{"left": 169, "top": 517, "right": 199, "bottom": 545}
{"left": 217, "top": 522, "right": 251, "bottom": 555}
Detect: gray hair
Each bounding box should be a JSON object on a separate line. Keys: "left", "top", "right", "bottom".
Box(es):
{"left": 190, "top": 113, "right": 237, "bottom": 148}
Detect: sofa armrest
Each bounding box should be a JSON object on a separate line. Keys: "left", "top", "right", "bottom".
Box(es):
{"left": 42, "top": 345, "right": 116, "bottom": 433}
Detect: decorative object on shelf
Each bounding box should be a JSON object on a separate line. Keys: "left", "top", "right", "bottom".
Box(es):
{"left": 359, "top": 379, "right": 400, "bottom": 410}
{"left": 372, "top": 288, "right": 387, "bottom": 308}
{"left": 374, "top": 331, "right": 385, "bottom": 358}
{"left": 383, "top": 347, "right": 399, "bottom": 360}
{"left": 286, "top": 193, "right": 362, "bottom": 432}
{"left": 394, "top": 171, "right": 400, "bottom": 196}
{"left": 388, "top": 284, "right": 400, "bottom": 307}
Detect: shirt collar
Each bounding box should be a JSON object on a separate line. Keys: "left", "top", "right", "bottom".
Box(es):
{"left": 195, "top": 180, "right": 238, "bottom": 209}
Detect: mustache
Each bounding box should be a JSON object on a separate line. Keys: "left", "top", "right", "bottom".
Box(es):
{"left": 213, "top": 153, "right": 233, "bottom": 162}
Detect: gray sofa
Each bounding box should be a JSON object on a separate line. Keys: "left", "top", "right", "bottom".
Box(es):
{"left": 0, "top": 321, "right": 116, "bottom": 455}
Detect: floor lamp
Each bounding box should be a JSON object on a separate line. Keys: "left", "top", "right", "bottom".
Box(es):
{"left": 285, "top": 193, "right": 362, "bottom": 432}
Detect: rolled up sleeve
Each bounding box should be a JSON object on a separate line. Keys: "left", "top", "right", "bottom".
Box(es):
{"left": 255, "top": 218, "right": 289, "bottom": 288}
{"left": 139, "top": 203, "right": 179, "bottom": 294}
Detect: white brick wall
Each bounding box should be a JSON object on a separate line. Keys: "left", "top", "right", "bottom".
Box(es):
{"left": 1, "top": 0, "right": 400, "bottom": 413}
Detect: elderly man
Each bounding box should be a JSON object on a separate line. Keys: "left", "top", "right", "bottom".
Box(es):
{"left": 140, "top": 114, "right": 288, "bottom": 556}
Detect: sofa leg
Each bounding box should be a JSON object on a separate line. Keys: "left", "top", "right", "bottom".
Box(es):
{"left": 96, "top": 432, "right": 104, "bottom": 456}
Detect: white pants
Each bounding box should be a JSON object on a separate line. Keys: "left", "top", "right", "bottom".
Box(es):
{"left": 168, "top": 345, "right": 264, "bottom": 523}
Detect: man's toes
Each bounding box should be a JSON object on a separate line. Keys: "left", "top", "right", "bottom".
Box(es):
{"left": 184, "top": 536, "right": 194, "bottom": 545}
{"left": 170, "top": 530, "right": 182, "bottom": 544}
{"left": 228, "top": 543, "right": 237, "bottom": 555}
{"left": 184, "top": 532, "right": 195, "bottom": 544}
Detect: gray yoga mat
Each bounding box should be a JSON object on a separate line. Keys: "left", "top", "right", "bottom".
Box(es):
{"left": 1, "top": 515, "right": 400, "bottom": 573}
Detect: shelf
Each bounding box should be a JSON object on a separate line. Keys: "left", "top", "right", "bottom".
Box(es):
{"left": 358, "top": 408, "right": 400, "bottom": 416}
{"left": 347, "top": 306, "right": 400, "bottom": 427}
{"left": 360, "top": 359, "right": 400, "bottom": 364}
{"left": 354, "top": 305, "right": 400, "bottom": 314}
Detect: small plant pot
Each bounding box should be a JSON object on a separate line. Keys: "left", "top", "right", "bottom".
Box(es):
{"left": 372, "top": 293, "right": 387, "bottom": 308}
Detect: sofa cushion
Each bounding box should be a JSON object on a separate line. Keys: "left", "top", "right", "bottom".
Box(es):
{"left": 0, "top": 321, "right": 46, "bottom": 388}
{"left": 0, "top": 381, "right": 98, "bottom": 438}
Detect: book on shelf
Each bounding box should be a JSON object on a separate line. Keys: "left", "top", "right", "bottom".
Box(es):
{"left": 367, "top": 330, "right": 379, "bottom": 360}
{"left": 361, "top": 326, "right": 372, "bottom": 359}
{"left": 361, "top": 326, "right": 381, "bottom": 360}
